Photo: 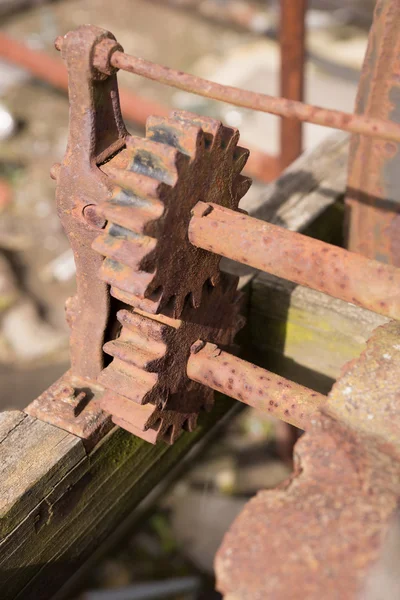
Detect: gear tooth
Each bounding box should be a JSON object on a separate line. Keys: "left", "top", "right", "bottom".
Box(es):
{"left": 102, "top": 392, "right": 156, "bottom": 430}
{"left": 235, "top": 174, "right": 252, "bottom": 203}
{"left": 221, "top": 272, "right": 240, "bottom": 296}
{"left": 99, "top": 358, "right": 157, "bottom": 404}
{"left": 220, "top": 125, "right": 240, "bottom": 152}
{"left": 175, "top": 292, "right": 189, "bottom": 318}
{"left": 93, "top": 224, "right": 157, "bottom": 271}
{"left": 187, "top": 414, "right": 198, "bottom": 431}
{"left": 110, "top": 286, "right": 162, "bottom": 314}
{"left": 169, "top": 422, "right": 183, "bottom": 444}
{"left": 171, "top": 112, "right": 239, "bottom": 153}
{"left": 103, "top": 339, "right": 163, "bottom": 370}
{"left": 170, "top": 110, "right": 224, "bottom": 149}
{"left": 117, "top": 309, "right": 170, "bottom": 343}
{"left": 210, "top": 271, "right": 222, "bottom": 288}
{"left": 143, "top": 405, "right": 163, "bottom": 431}
{"left": 233, "top": 146, "right": 250, "bottom": 174}
{"left": 107, "top": 165, "right": 170, "bottom": 202}
{"left": 153, "top": 417, "right": 169, "bottom": 440}
{"left": 171, "top": 109, "right": 219, "bottom": 133}
{"left": 162, "top": 424, "right": 176, "bottom": 445}
{"left": 126, "top": 136, "right": 188, "bottom": 185}
{"left": 99, "top": 258, "right": 154, "bottom": 299}
{"left": 162, "top": 293, "right": 182, "bottom": 319}
{"left": 101, "top": 200, "right": 163, "bottom": 235}
{"left": 146, "top": 115, "right": 204, "bottom": 158}
{"left": 191, "top": 284, "right": 204, "bottom": 309}
{"left": 112, "top": 410, "right": 160, "bottom": 444}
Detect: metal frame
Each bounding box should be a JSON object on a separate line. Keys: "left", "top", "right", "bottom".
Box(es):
{"left": 21, "top": 14, "right": 400, "bottom": 444}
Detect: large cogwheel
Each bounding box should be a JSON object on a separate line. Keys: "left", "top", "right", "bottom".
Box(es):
{"left": 92, "top": 110, "right": 251, "bottom": 317}
{"left": 98, "top": 273, "right": 245, "bottom": 444}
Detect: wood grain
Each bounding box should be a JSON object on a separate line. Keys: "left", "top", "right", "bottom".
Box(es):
{"left": 250, "top": 272, "right": 388, "bottom": 394}
{"left": 0, "top": 398, "right": 234, "bottom": 600}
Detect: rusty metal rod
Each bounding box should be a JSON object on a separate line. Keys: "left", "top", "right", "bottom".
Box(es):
{"left": 0, "top": 32, "right": 169, "bottom": 126}
{"left": 189, "top": 202, "right": 400, "bottom": 321}
{"left": 187, "top": 342, "right": 324, "bottom": 430}
{"left": 111, "top": 49, "right": 400, "bottom": 144}
{"left": 0, "top": 32, "right": 279, "bottom": 184}
{"left": 279, "top": 0, "right": 306, "bottom": 168}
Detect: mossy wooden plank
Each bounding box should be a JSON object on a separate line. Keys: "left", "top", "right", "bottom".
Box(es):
{"left": 0, "top": 411, "right": 85, "bottom": 541}
{"left": 250, "top": 273, "right": 389, "bottom": 394}
{"left": 0, "top": 397, "right": 234, "bottom": 600}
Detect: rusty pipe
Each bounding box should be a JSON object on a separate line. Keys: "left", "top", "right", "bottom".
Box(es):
{"left": 189, "top": 202, "right": 400, "bottom": 321}
{"left": 110, "top": 49, "right": 400, "bottom": 144}
{"left": 279, "top": 0, "right": 306, "bottom": 168}
{"left": 0, "top": 32, "right": 169, "bottom": 126}
{"left": 188, "top": 342, "right": 324, "bottom": 430}
{"left": 0, "top": 32, "right": 278, "bottom": 183}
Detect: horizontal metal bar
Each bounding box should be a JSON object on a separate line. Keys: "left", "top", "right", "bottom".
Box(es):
{"left": 187, "top": 342, "right": 324, "bottom": 429}
{"left": 189, "top": 202, "right": 400, "bottom": 321}
{"left": 0, "top": 32, "right": 169, "bottom": 127}
{"left": 111, "top": 50, "right": 400, "bottom": 143}
{"left": 0, "top": 33, "right": 279, "bottom": 184}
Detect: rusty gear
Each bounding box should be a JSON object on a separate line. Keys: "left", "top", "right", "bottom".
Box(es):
{"left": 99, "top": 273, "right": 244, "bottom": 444}
{"left": 92, "top": 110, "right": 251, "bottom": 317}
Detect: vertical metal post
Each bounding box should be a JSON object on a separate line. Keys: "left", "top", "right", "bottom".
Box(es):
{"left": 346, "top": 0, "right": 400, "bottom": 266}
{"left": 279, "top": 0, "right": 307, "bottom": 169}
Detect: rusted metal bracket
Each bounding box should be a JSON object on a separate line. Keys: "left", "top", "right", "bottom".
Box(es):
{"left": 26, "top": 25, "right": 253, "bottom": 445}
{"left": 26, "top": 25, "right": 129, "bottom": 445}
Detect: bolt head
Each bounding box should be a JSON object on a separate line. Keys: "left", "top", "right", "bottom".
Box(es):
{"left": 83, "top": 204, "right": 107, "bottom": 229}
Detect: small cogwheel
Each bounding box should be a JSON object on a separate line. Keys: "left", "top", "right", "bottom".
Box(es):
{"left": 99, "top": 273, "right": 244, "bottom": 444}
{"left": 93, "top": 110, "right": 251, "bottom": 317}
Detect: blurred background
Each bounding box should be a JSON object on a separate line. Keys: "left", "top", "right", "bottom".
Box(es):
{"left": 0, "top": 0, "right": 374, "bottom": 598}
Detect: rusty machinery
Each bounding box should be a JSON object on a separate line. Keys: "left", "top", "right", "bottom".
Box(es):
{"left": 0, "top": 0, "right": 307, "bottom": 181}
{"left": 20, "top": 4, "right": 400, "bottom": 598}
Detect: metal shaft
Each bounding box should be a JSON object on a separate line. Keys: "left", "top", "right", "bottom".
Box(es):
{"left": 0, "top": 32, "right": 169, "bottom": 127}
{"left": 280, "top": 0, "right": 306, "bottom": 168}
{"left": 187, "top": 342, "right": 324, "bottom": 430}
{"left": 189, "top": 202, "right": 400, "bottom": 321}
{"left": 111, "top": 50, "right": 400, "bottom": 144}
{"left": 0, "top": 32, "right": 278, "bottom": 184}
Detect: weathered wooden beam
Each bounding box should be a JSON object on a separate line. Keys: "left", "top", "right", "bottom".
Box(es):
{"left": 247, "top": 130, "right": 348, "bottom": 232}
{"left": 0, "top": 398, "right": 234, "bottom": 600}
{"left": 0, "top": 411, "right": 84, "bottom": 541}
{"left": 249, "top": 272, "right": 389, "bottom": 394}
